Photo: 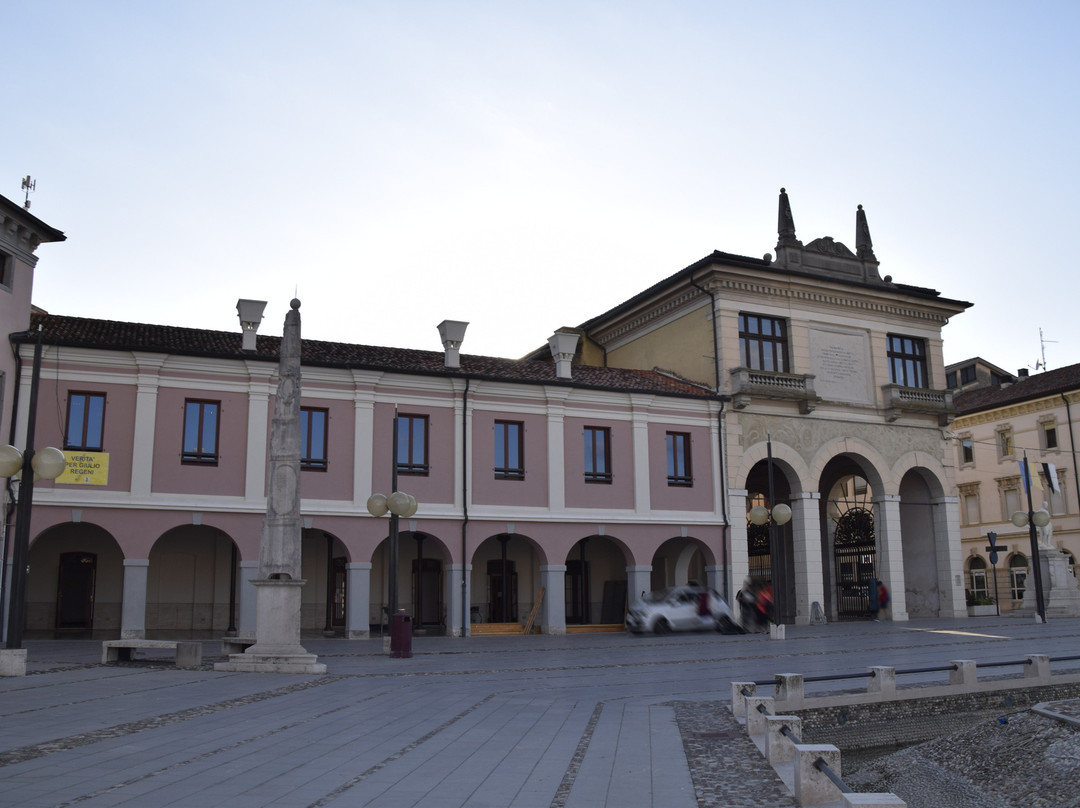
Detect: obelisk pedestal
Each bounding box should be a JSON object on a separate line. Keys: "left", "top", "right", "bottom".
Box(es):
{"left": 215, "top": 299, "right": 325, "bottom": 674}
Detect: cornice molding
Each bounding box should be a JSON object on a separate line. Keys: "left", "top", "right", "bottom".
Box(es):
{"left": 953, "top": 396, "right": 1060, "bottom": 428}
{"left": 591, "top": 288, "right": 704, "bottom": 345}
{"left": 590, "top": 268, "right": 957, "bottom": 346}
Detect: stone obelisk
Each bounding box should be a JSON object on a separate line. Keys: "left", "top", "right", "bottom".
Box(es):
{"left": 215, "top": 299, "right": 326, "bottom": 674}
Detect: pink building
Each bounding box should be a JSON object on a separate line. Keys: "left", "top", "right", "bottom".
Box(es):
{"left": 6, "top": 298, "right": 726, "bottom": 639}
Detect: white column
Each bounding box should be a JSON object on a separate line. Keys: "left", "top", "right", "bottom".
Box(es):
{"left": 540, "top": 565, "right": 566, "bottom": 634}
{"left": 447, "top": 562, "right": 470, "bottom": 637}
{"left": 237, "top": 561, "right": 259, "bottom": 635}
{"left": 729, "top": 489, "right": 750, "bottom": 592}
{"left": 791, "top": 492, "right": 823, "bottom": 625}
{"left": 627, "top": 565, "right": 652, "bottom": 606}
{"left": 120, "top": 559, "right": 149, "bottom": 639}
{"left": 631, "top": 403, "right": 652, "bottom": 513}
{"left": 130, "top": 354, "right": 165, "bottom": 498}
{"left": 352, "top": 390, "right": 375, "bottom": 507}
{"left": 546, "top": 390, "right": 570, "bottom": 512}
{"left": 346, "top": 562, "right": 371, "bottom": 639}
{"left": 933, "top": 495, "right": 967, "bottom": 617}
{"left": 244, "top": 363, "right": 274, "bottom": 501}
{"left": 873, "top": 494, "right": 908, "bottom": 621}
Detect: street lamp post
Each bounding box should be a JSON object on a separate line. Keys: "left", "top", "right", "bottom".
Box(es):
{"left": 366, "top": 412, "right": 418, "bottom": 655}
{"left": 1010, "top": 453, "right": 1049, "bottom": 623}
{"left": 747, "top": 434, "right": 792, "bottom": 625}
{"left": 0, "top": 330, "right": 66, "bottom": 655}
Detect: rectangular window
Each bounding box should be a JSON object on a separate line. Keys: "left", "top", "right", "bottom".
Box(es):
{"left": 739, "top": 313, "right": 788, "bottom": 372}
{"left": 182, "top": 399, "right": 220, "bottom": 464}
{"left": 961, "top": 438, "right": 974, "bottom": 465}
{"left": 0, "top": 251, "right": 12, "bottom": 289}
{"left": 666, "top": 432, "right": 692, "bottom": 486}
{"left": 969, "top": 568, "right": 988, "bottom": 599}
{"left": 997, "top": 428, "right": 1013, "bottom": 459}
{"left": 65, "top": 392, "right": 106, "bottom": 451}
{"left": 396, "top": 414, "right": 429, "bottom": 475}
{"left": 494, "top": 420, "right": 524, "bottom": 480}
{"left": 300, "top": 407, "right": 328, "bottom": 470}
{"left": 1002, "top": 487, "right": 1021, "bottom": 521}
{"left": 1042, "top": 422, "right": 1059, "bottom": 451}
{"left": 1010, "top": 562, "right": 1026, "bottom": 600}
{"left": 583, "top": 426, "right": 612, "bottom": 483}
{"left": 963, "top": 493, "right": 980, "bottom": 526}
{"left": 887, "top": 334, "right": 928, "bottom": 388}
{"left": 959, "top": 365, "right": 976, "bottom": 385}
{"left": 946, "top": 370, "right": 957, "bottom": 389}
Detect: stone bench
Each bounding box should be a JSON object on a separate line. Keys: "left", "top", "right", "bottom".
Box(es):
{"left": 221, "top": 637, "right": 256, "bottom": 655}
{"left": 101, "top": 640, "right": 203, "bottom": 669}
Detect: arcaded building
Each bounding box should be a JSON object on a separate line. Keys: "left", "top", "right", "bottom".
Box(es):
{"left": 3, "top": 189, "right": 973, "bottom": 641}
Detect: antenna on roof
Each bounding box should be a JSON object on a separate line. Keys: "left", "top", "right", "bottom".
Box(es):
{"left": 1032, "top": 327, "right": 1057, "bottom": 372}
{"left": 21, "top": 175, "right": 35, "bottom": 210}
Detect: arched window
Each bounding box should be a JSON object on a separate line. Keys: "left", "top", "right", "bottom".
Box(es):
{"left": 1009, "top": 554, "right": 1028, "bottom": 600}
{"left": 967, "top": 556, "right": 988, "bottom": 599}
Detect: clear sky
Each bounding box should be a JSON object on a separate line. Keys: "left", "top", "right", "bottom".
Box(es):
{"left": 6, "top": 1, "right": 1079, "bottom": 376}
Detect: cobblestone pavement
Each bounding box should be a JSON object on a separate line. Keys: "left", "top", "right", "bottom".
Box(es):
{"left": 1, "top": 616, "right": 1079, "bottom": 807}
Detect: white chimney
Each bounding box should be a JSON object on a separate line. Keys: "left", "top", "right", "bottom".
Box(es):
{"left": 438, "top": 320, "right": 469, "bottom": 368}
{"left": 236, "top": 299, "right": 267, "bottom": 352}
{"left": 548, "top": 330, "right": 579, "bottom": 379}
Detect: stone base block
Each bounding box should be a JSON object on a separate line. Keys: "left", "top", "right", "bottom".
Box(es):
{"left": 214, "top": 653, "right": 327, "bottom": 674}
{"left": 0, "top": 649, "right": 27, "bottom": 677}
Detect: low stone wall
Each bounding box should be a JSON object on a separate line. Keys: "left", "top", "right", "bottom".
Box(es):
{"left": 793, "top": 681, "right": 1080, "bottom": 750}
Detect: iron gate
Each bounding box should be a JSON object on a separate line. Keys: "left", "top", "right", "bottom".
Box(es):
{"left": 832, "top": 507, "right": 876, "bottom": 619}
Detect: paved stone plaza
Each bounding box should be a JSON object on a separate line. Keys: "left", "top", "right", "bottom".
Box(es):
{"left": 1, "top": 617, "right": 1078, "bottom": 807}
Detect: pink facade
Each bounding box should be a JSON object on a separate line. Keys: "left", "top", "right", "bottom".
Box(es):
{"left": 4, "top": 310, "right": 727, "bottom": 641}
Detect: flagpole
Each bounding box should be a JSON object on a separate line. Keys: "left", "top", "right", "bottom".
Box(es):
{"left": 1022, "top": 453, "right": 1047, "bottom": 622}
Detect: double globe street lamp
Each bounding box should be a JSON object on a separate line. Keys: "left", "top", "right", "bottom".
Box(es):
{"left": 1010, "top": 505, "right": 1050, "bottom": 623}
{"left": 1, "top": 444, "right": 67, "bottom": 652}
{"left": 366, "top": 489, "right": 418, "bottom": 657}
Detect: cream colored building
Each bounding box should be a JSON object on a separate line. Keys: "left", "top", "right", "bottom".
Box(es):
{"left": 536, "top": 189, "right": 973, "bottom": 623}
{"left": 951, "top": 359, "right": 1080, "bottom": 612}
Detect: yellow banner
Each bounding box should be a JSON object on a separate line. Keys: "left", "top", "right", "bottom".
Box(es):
{"left": 58, "top": 452, "right": 109, "bottom": 485}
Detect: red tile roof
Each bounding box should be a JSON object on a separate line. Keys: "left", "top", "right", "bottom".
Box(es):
{"left": 954, "top": 362, "right": 1080, "bottom": 413}
{"left": 16, "top": 313, "right": 720, "bottom": 400}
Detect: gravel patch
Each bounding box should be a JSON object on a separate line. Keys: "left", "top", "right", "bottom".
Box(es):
{"left": 846, "top": 708, "right": 1080, "bottom": 808}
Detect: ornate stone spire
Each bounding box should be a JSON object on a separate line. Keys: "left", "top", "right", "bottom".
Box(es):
{"left": 776, "top": 187, "right": 801, "bottom": 248}
{"left": 856, "top": 204, "right": 877, "bottom": 262}
{"left": 259, "top": 298, "right": 302, "bottom": 580}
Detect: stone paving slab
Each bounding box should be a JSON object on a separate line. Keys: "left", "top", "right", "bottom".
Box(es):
{"left": 2, "top": 616, "right": 1079, "bottom": 807}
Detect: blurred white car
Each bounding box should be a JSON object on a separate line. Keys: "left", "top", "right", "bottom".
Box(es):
{"left": 625, "top": 586, "right": 740, "bottom": 634}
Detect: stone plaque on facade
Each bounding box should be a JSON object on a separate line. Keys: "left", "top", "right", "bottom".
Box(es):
{"left": 809, "top": 326, "right": 872, "bottom": 404}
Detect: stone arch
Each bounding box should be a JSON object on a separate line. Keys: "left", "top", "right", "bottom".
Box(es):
{"left": 651, "top": 535, "right": 716, "bottom": 591}
{"left": 24, "top": 521, "right": 123, "bottom": 638}
{"left": 810, "top": 436, "right": 893, "bottom": 495}
{"left": 732, "top": 439, "right": 811, "bottom": 494}
{"left": 370, "top": 530, "right": 453, "bottom": 635}
{"left": 300, "top": 528, "right": 351, "bottom": 636}
{"left": 565, "top": 534, "right": 631, "bottom": 626}
{"left": 147, "top": 524, "right": 239, "bottom": 637}
{"left": 471, "top": 532, "right": 545, "bottom": 626}
{"left": 816, "top": 446, "right": 890, "bottom": 621}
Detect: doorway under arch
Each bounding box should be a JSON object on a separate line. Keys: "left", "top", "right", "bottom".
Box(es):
{"left": 25, "top": 522, "right": 123, "bottom": 638}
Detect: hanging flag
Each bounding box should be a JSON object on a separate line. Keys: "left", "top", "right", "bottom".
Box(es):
{"left": 1018, "top": 459, "right": 1043, "bottom": 492}
{"left": 1043, "top": 463, "right": 1060, "bottom": 494}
